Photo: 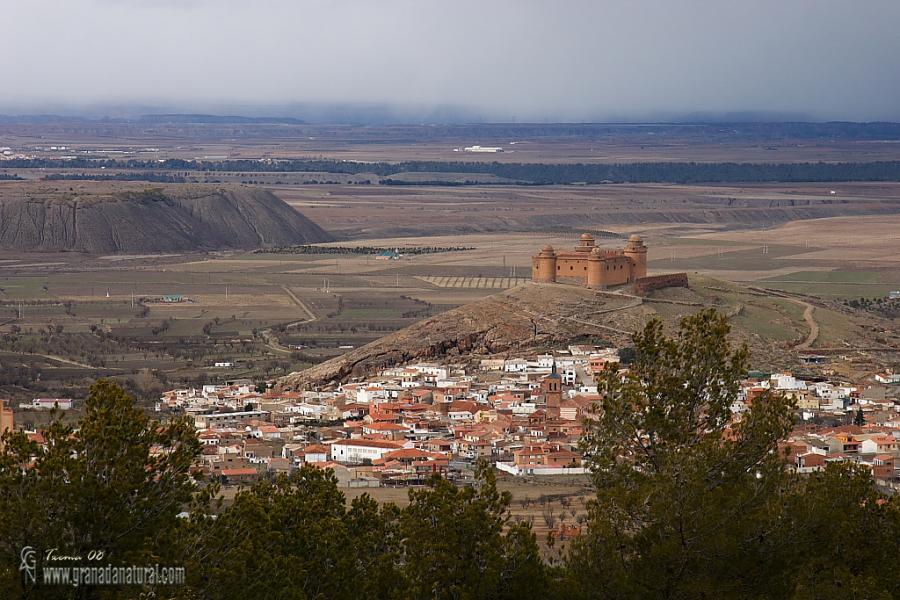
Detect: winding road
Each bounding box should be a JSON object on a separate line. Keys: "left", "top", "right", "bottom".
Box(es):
{"left": 749, "top": 287, "right": 819, "bottom": 350}
{"left": 260, "top": 287, "right": 319, "bottom": 355}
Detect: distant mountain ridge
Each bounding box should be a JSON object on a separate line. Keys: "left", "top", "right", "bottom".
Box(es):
{"left": 0, "top": 183, "right": 332, "bottom": 253}
{"left": 137, "top": 114, "right": 307, "bottom": 124}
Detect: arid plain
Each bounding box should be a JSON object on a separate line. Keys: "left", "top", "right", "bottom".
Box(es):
{"left": 2, "top": 121, "right": 900, "bottom": 407}
{"left": 3, "top": 180, "right": 900, "bottom": 407}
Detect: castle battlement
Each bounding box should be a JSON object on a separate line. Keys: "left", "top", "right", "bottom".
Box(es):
{"left": 532, "top": 233, "right": 647, "bottom": 288}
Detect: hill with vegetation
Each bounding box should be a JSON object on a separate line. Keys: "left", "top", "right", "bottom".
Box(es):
{"left": 280, "top": 275, "right": 900, "bottom": 388}
{"left": 0, "top": 183, "right": 332, "bottom": 253}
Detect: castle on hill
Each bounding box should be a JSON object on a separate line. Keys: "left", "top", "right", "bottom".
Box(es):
{"left": 531, "top": 233, "right": 648, "bottom": 287}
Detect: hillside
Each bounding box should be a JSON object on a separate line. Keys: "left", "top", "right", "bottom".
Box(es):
{"left": 0, "top": 182, "right": 332, "bottom": 253}
{"left": 280, "top": 276, "right": 900, "bottom": 389}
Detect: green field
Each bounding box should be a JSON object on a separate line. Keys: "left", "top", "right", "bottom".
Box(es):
{"left": 760, "top": 270, "right": 900, "bottom": 299}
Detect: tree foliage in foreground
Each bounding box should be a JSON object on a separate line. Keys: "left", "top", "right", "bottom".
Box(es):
{"left": 0, "top": 380, "right": 199, "bottom": 599}
{"left": 564, "top": 309, "right": 900, "bottom": 599}
{"left": 173, "top": 463, "right": 545, "bottom": 600}
{"left": 0, "top": 382, "right": 545, "bottom": 599}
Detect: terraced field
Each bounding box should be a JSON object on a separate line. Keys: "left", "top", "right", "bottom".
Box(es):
{"left": 419, "top": 276, "right": 529, "bottom": 289}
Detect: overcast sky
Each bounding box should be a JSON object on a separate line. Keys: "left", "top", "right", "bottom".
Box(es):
{"left": 4, "top": 0, "right": 900, "bottom": 121}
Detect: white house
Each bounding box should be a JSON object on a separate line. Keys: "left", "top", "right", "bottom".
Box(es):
{"left": 537, "top": 355, "right": 555, "bottom": 369}
{"left": 875, "top": 372, "right": 900, "bottom": 385}
{"left": 860, "top": 436, "right": 899, "bottom": 454}
{"left": 329, "top": 439, "right": 405, "bottom": 464}
{"left": 356, "top": 386, "right": 386, "bottom": 405}
{"left": 504, "top": 359, "right": 528, "bottom": 373}
{"left": 813, "top": 382, "right": 856, "bottom": 400}
{"left": 410, "top": 364, "right": 449, "bottom": 381}
{"left": 771, "top": 374, "right": 807, "bottom": 391}
{"left": 22, "top": 398, "right": 74, "bottom": 410}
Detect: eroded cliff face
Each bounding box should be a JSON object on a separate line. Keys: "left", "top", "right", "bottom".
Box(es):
{"left": 0, "top": 184, "right": 332, "bottom": 253}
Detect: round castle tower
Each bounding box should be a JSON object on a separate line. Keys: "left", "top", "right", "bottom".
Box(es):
{"left": 532, "top": 244, "right": 557, "bottom": 283}
{"left": 576, "top": 232, "right": 596, "bottom": 252}
{"left": 623, "top": 234, "right": 647, "bottom": 280}
{"left": 587, "top": 247, "right": 605, "bottom": 288}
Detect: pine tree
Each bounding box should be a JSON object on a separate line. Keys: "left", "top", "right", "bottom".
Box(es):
{"left": 566, "top": 310, "right": 796, "bottom": 598}
{"left": 0, "top": 379, "right": 199, "bottom": 598}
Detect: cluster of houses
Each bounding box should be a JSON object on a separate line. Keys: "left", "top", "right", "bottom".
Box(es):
{"left": 744, "top": 370, "right": 900, "bottom": 490}
{"left": 160, "top": 345, "right": 625, "bottom": 486}
{"left": 154, "top": 346, "right": 900, "bottom": 491}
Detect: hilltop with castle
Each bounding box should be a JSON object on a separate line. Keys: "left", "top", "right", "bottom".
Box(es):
{"left": 531, "top": 233, "right": 688, "bottom": 294}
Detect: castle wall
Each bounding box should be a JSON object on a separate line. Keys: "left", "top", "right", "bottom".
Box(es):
{"left": 632, "top": 273, "right": 689, "bottom": 295}
{"left": 599, "top": 255, "right": 633, "bottom": 286}
{"left": 555, "top": 256, "right": 592, "bottom": 283}
{"left": 531, "top": 234, "right": 648, "bottom": 288}
{"left": 539, "top": 254, "right": 638, "bottom": 286}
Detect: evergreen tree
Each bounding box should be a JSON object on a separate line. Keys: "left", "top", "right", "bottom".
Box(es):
{"left": 565, "top": 310, "right": 796, "bottom": 598}
{"left": 563, "top": 310, "right": 900, "bottom": 599}
{"left": 0, "top": 379, "right": 200, "bottom": 598}
{"left": 401, "top": 462, "right": 547, "bottom": 600}
{"left": 775, "top": 462, "right": 900, "bottom": 598}
{"left": 172, "top": 466, "right": 404, "bottom": 600}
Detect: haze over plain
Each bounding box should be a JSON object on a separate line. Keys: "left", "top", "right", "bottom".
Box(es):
{"left": 4, "top": 0, "right": 900, "bottom": 122}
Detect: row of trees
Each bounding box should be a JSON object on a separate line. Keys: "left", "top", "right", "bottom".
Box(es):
{"left": 44, "top": 173, "right": 187, "bottom": 183}
{"left": 256, "top": 245, "right": 474, "bottom": 256}
{"left": 1, "top": 311, "right": 899, "bottom": 598}
{"left": 8, "top": 157, "right": 900, "bottom": 184}
{"left": 844, "top": 296, "right": 900, "bottom": 318}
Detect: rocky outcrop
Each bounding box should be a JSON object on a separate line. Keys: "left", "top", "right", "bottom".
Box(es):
{"left": 0, "top": 183, "right": 332, "bottom": 253}
{"left": 279, "top": 283, "right": 645, "bottom": 389}
{"left": 279, "top": 276, "right": 900, "bottom": 390}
